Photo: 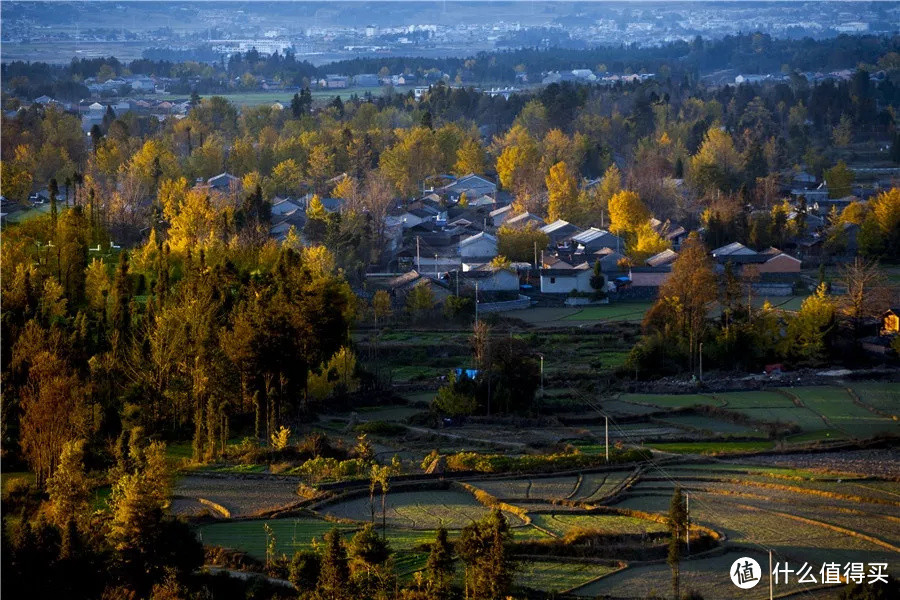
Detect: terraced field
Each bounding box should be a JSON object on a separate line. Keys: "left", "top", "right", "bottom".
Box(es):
{"left": 607, "top": 385, "right": 899, "bottom": 443}
{"left": 184, "top": 383, "right": 898, "bottom": 597}
{"left": 322, "top": 489, "right": 526, "bottom": 529}
{"left": 571, "top": 549, "right": 832, "bottom": 599}
{"left": 656, "top": 414, "right": 761, "bottom": 435}
{"left": 851, "top": 382, "right": 900, "bottom": 417}
{"left": 606, "top": 461, "right": 900, "bottom": 594}
{"left": 199, "top": 517, "right": 356, "bottom": 557}
{"left": 174, "top": 475, "right": 301, "bottom": 517}
{"left": 516, "top": 560, "right": 618, "bottom": 593}
{"left": 572, "top": 471, "right": 633, "bottom": 502}
{"left": 783, "top": 386, "right": 899, "bottom": 438}
{"left": 531, "top": 513, "right": 667, "bottom": 537}
{"left": 199, "top": 518, "right": 550, "bottom": 562}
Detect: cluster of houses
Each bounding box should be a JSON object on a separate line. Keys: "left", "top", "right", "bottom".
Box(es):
{"left": 354, "top": 173, "right": 810, "bottom": 309}
{"left": 541, "top": 70, "right": 656, "bottom": 86}
{"left": 152, "top": 167, "right": 826, "bottom": 311}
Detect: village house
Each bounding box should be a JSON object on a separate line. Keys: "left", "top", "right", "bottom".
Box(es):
{"left": 490, "top": 204, "right": 514, "bottom": 227}
{"left": 540, "top": 219, "right": 581, "bottom": 246}
{"left": 540, "top": 262, "right": 593, "bottom": 294}
{"left": 503, "top": 212, "right": 545, "bottom": 230}
{"left": 711, "top": 242, "right": 802, "bottom": 275}
{"left": 629, "top": 249, "right": 678, "bottom": 287}
{"left": 440, "top": 174, "right": 497, "bottom": 202}
{"left": 444, "top": 266, "right": 519, "bottom": 294}
{"left": 458, "top": 232, "right": 498, "bottom": 260}
{"left": 570, "top": 227, "right": 625, "bottom": 254}
{"left": 207, "top": 172, "right": 242, "bottom": 192}
{"left": 380, "top": 270, "right": 452, "bottom": 307}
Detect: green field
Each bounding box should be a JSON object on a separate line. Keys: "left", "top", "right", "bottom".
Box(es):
{"left": 198, "top": 518, "right": 549, "bottom": 561}
{"left": 516, "top": 560, "right": 617, "bottom": 593}
{"left": 657, "top": 414, "right": 760, "bottom": 435}
{"left": 619, "top": 393, "right": 722, "bottom": 409}
{"left": 530, "top": 513, "right": 667, "bottom": 537}
{"left": 199, "top": 518, "right": 354, "bottom": 558}
{"left": 784, "top": 386, "right": 899, "bottom": 438}
{"left": 560, "top": 303, "right": 655, "bottom": 322}
{"left": 646, "top": 440, "right": 775, "bottom": 454}
{"left": 852, "top": 382, "right": 900, "bottom": 417}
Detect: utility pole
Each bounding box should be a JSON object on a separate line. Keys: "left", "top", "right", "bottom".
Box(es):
{"left": 605, "top": 415, "right": 609, "bottom": 463}
{"left": 699, "top": 342, "right": 704, "bottom": 382}
{"left": 416, "top": 236, "right": 420, "bottom": 272}
{"left": 685, "top": 492, "right": 690, "bottom": 553}
{"left": 474, "top": 282, "right": 479, "bottom": 325}
{"left": 533, "top": 241, "right": 537, "bottom": 268}
{"left": 538, "top": 354, "right": 544, "bottom": 396}
{"left": 769, "top": 550, "right": 774, "bottom": 600}
{"left": 434, "top": 254, "right": 438, "bottom": 279}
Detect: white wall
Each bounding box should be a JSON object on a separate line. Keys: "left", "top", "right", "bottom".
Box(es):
{"left": 473, "top": 270, "right": 519, "bottom": 292}
{"left": 540, "top": 271, "right": 592, "bottom": 293}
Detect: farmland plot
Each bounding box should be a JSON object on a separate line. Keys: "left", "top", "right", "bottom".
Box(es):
{"left": 851, "top": 382, "right": 900, "bottom": 417}
{"left": 322, "top": 489, "right": 525, "bottom": 529}
{"left": 531, "top": 513, "right": 667, "bottom": 537}
{"left": 618, "top": 393, "right": 720, "bottom": 409}
{"left": 198, "top": 518, "right": 354, "bottom": 558}
{"left": 528, "top": 476, "right": 580, "bottom": 500}
{"left": 785, "top": 386, "right": 899, "bottom": 438}
{"left": 571, "top": 549, "right": 829, "bottom": 599}
{"left": 712, "top": 390, "right": 795, "bottom": 409}
{"left": 657, "top": 414, "right": 761, "bottom": 435}
{"left": 174, "top": 475, "right": 300, "bottom": 517}
{"left": 597, "top": 399, "right": 663, "bottom": 416}
{"left": 615, "top": 490, "right": 897, "bottom": 567}
{"left": 574, "top": 471, "right": 632, "bottom": 502}
{"left": 465, "top": 479, "right": 530, "bottom": 499}
{"left": 516, "top": 560, "right": 617, "bottom": 593}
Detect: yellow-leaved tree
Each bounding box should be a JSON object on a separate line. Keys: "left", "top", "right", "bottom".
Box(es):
{"left": 166, "top": 189, "right": 220, "bottom": 254}
{"left": 546, "top": 161, "right": 579, "bottom": 222}
{"left": 307, "top": 347, "right": 359, "bottom": 401}
{"left": 689, "top": 126, "right": 742, "bottom": 192}
{"left": 631, "top": 223, "right": 671, "bottom": 261}
{"left": 454, "top": 138, "right": 487, "bottom": 176}
{"left": 608, "top": 190, "right": 650, "bottom": 237}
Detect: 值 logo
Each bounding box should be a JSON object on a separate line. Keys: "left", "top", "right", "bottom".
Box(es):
{"left": 730, "top": 557, "right": 762, "bottom": 589}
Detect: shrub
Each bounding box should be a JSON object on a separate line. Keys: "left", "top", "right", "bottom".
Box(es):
{"left": 353, "top": 421, "right": 407, "bottom": 437}
{"left": 444, "top": 448, "right": 651, "bottom": 473}
{"left": 270, "top": 426, "right": 291, "bottom": 451}
{"left": 291, "top": 456, "right": 370, "bottom": 483}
